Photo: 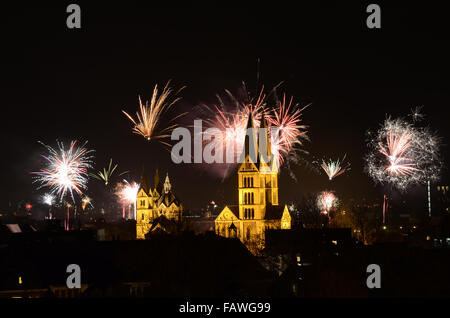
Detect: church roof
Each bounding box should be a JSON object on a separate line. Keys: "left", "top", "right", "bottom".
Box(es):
{"left": 157, "top": 191, "right": 181, "bottom": 207}
{"left": 148, "top": 215, "right": 178, "bottom": 234}
{"left": 225, "top": 205, "right": 239, "bottom": 219}
{"left": 264, "top": 205, "right": 286, "bottom": 220}
{"left": 157, "top": 173, "right": 181, "bottom": 207}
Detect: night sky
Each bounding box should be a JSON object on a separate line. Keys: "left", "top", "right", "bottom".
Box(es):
{"left": 1, "top": 2, "right": 449, "bottom": 212}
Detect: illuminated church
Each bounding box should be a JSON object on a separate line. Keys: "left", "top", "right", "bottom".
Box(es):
{"left": 215, "top": 110, "right": 292, "bottom": 252}
{"left": 136, "top": 169, "right": 183, "bottom": 239}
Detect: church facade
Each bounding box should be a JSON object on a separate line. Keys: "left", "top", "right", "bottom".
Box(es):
{"left": 136, "top": 170, "right": 183, "bottom": 239}
{"left": 215, "top": 110, "right": 292, "bottom": 252}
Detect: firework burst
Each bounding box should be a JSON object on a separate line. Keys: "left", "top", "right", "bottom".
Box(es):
{"left": 33, "top": 141, "right": 94, "bottom": 202}
{"left": 115, "top": 180, "right": 139, "bottom": 219}
{"left": 81, "top": 196, "right": 93, "bottom": 210}
{"left": 410, "top": 105, "right": 425, "bottom": 123}
{"left": 267, "top": 94, "right": 309, "bottom": 165}
{"left": 365, "top": 115, "right": 442, "bottom": 191}
{"left": 90, "top": 158, "right": 127, "bottom": 186}
{"left": 42, "top": 193, "right": 55, "bottom": 206}
{"left": 320, "top": 154, "right": 351, "bottom": 180}
{"left": 198, "top": 84, "right": 309, "bottom": 178}
{"left": 316, "top": 191, "right": 339, "bottom": 214}
{"left": 201, "top": 86, "right": 265, "bottom": 161}
{"left": 122, "top": 82, "right": 185, "bottom": 146}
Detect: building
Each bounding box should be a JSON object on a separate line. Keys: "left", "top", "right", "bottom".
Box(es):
{"left": 215, "top": 110, "right": 292, "bottom": 252}
{"left": 0, "top": 232, "right": 276, "bottom": 298}
{"left": 136, "top": 169, "right": 183, "bottom": 239}
{"left": 435, "top": 184, "right": 449, "bottom": 215}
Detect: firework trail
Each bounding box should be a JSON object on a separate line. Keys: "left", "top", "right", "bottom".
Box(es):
{"left": 90, "top": 158, "right": 128, "bottom": 186}
{"left": 32, "top": 140, "right": 94, "bottom": 202}
{"left": 365, "top": 115, "right": 442, "bottom": 191}
{"left": 122, "top": 81, "right": 185, "bottom": 146}
{"left": 320, "top": 154, "right": 351, "bottom": 180}
{"left": 316, "top": 191, "right": 339, "bottom": 214}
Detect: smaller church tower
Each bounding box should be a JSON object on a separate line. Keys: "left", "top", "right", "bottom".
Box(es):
{"left": 136, "top": 169, "right": 183, "bottom": 239}
{"left": 136, "top": 168, "right": 154, "bottom": 239}
{"left": 163, "top": 173, "right": 171, "bottom": 194}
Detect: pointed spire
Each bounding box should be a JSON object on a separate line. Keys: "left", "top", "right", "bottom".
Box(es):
{"left": 140, "top": 166, "right": 150, "bottom": 194}
{"left": 154, "top": 168, "right": 160, "bottom": 189}
{"left": 246, "top": 108, "right": 254, "bottom": 130}
{"left": 163, "top": 172, "right": 171, "bottom": 194}
{"left": 260, "top": 107, "right": 271, "bottom": 158}
{"left": 243, "top": 111, "right": 258, "bottom": 163}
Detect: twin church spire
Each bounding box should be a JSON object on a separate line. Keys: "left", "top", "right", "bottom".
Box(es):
{"left": 243, "top": 108, "right": 273, "bottom": 167}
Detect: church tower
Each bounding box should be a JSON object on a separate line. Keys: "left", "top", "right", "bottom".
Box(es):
{"left": 238, "top": 111, "right": 261, "bottom": 221}
{"left": 215, "top": 109, "right": 292, "bottom": 254}
{"left": 258, "top": 108, "right": 279, "bottom": 207}
{"left": 136, "top": 167, "right": 153, "bottom": 239}
{"left": 136, "top": 169, "right": 183, "bottom": 239}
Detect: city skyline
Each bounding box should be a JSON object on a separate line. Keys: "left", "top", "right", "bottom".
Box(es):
{"left": 1, "top": 3, "right": 449, "bottom": 214}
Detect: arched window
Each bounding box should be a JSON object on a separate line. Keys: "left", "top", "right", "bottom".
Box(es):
{"left": 252, "top": 209, "right": 254, "bottom": 219}
{"left": 251, "top": 193, "right": 254, "bottom": 204}
{"left": 244, "top": 208, "right": 247, "bottom": 219}
{"left": 244, "top": 177, "right": 247, "bottom": 188}
{"left": 250, "top": 177, "right": 253, "bottom": 188}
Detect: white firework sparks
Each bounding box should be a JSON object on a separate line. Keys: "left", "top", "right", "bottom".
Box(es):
{"left": 33, "top": 140, "right": 94, "bottom": 202}
{"left": 365, "top": 115, "right": 442, "bottom": 191}
{"left": 316, "top": 191, "right": 339, "bottom": 213}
